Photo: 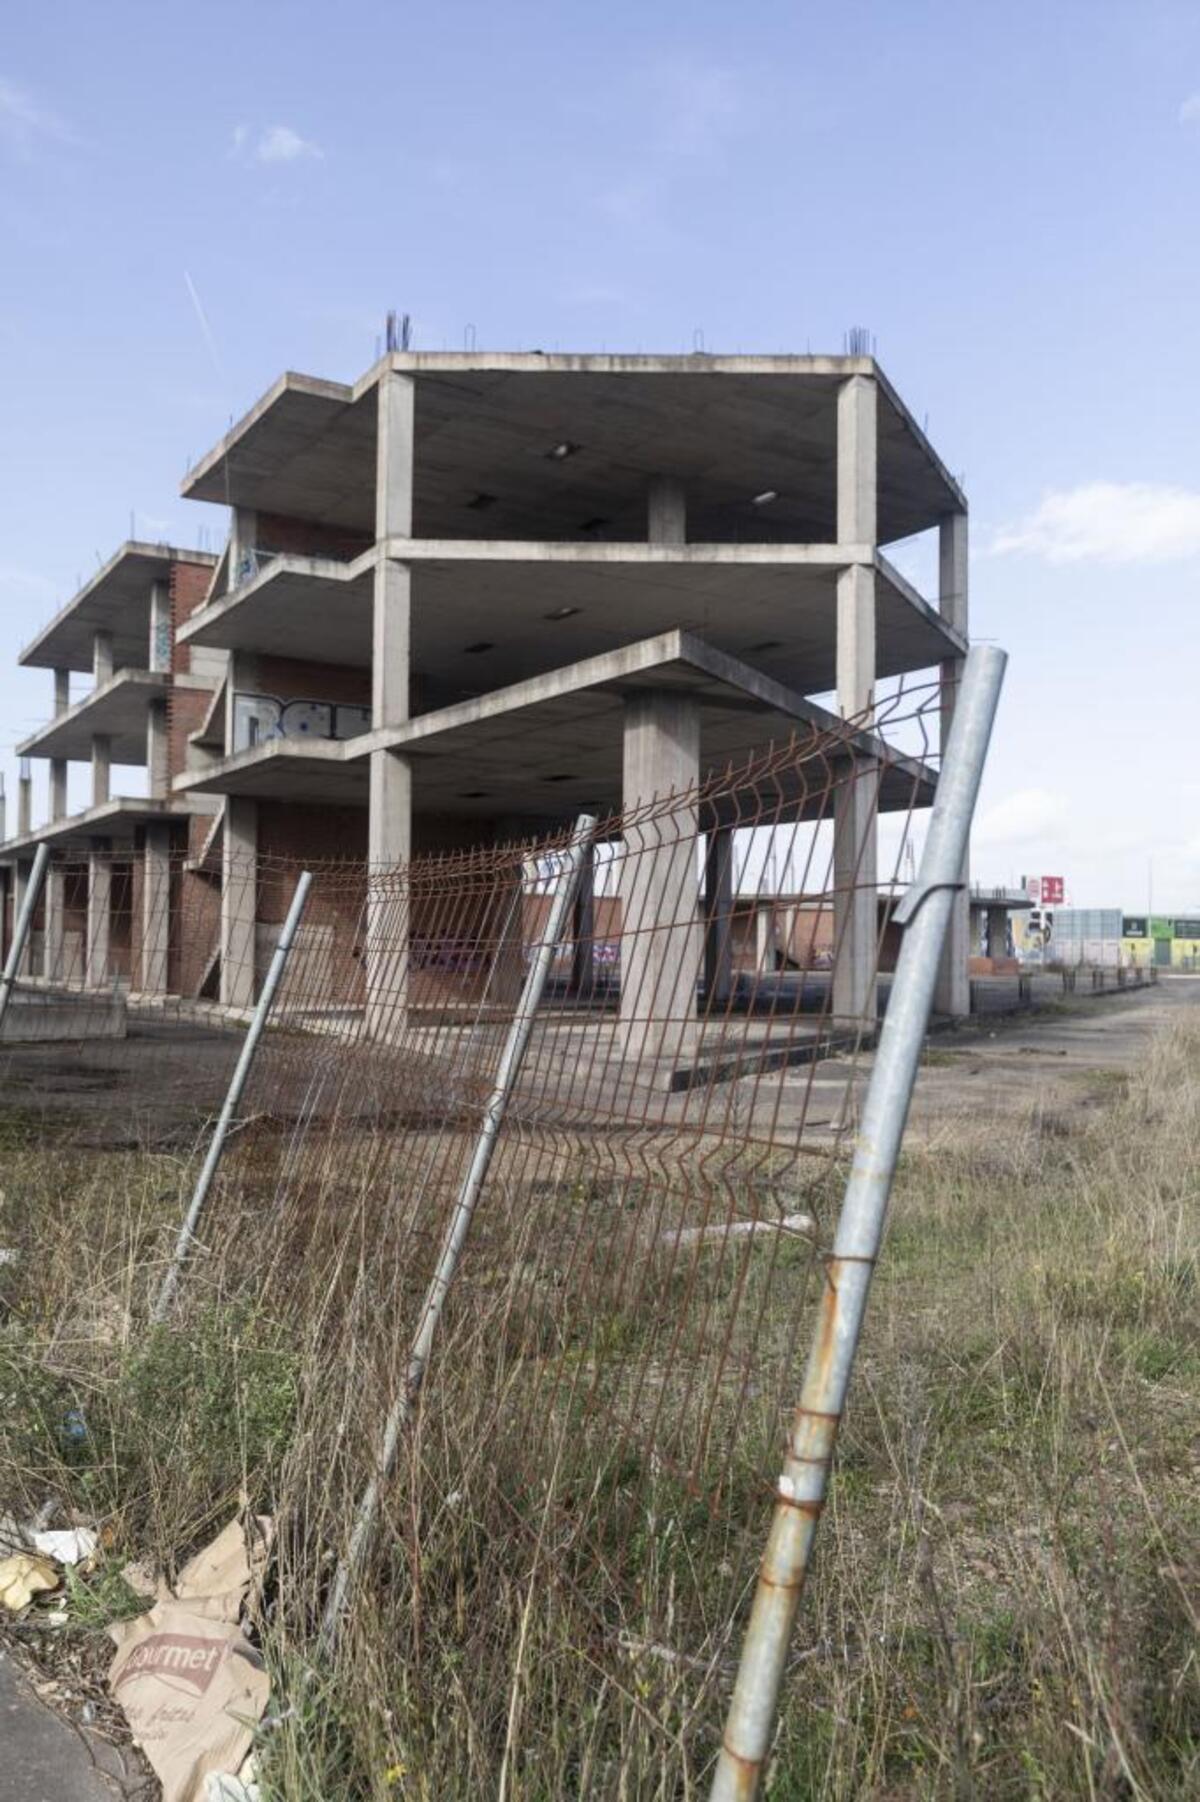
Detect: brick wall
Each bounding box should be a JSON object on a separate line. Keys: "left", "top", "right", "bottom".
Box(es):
{"left": 174, "top": 865, "right": 221, "bottom": 998}
{"left": 167, "top": 685, "right": 214, "bottom": 786}
{"left": 169, "top": 557, "right": 217, "bottom": 678}
{"left": 256, "top": 512, "right": 371, "bottom": 562}
{"left": 257, "top": 802, "right": 367, "bottom": 922}
{"left": 253, "top": 656, "right": 371, "bottom": 708}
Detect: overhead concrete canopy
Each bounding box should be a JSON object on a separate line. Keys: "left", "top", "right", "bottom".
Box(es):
{"left": 173, "top": 630, "right": 936, "bottom": 828}
{"left": 17, "top": 670, "right": 168, "bottom": 763}
{"left": 0, "top": 798, "right": 194, "bottom": 858}
{"left": 182, "top": 353, "right": 965, "bottom": 548}
{"left": 20, "top": 543, "right": 217, "bottom": 673}
{"left": 177, "top": 542, "right": 963, "bottom": 696}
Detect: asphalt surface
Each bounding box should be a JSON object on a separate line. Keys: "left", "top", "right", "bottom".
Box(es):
{"left": 0, "top": 1651, "right": 143, "bottom": 1801}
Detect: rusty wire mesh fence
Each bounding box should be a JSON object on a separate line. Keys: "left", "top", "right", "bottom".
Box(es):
{"left": 1, "top": 684, "right": 946, "bottom": 1786}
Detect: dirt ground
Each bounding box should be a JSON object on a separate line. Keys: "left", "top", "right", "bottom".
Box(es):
{"left": 764, "top": 972, "right": 1200, "bottom": 1144}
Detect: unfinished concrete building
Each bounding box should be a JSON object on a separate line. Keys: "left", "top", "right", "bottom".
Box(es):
{"left": 2, "top": 353, "right": 971, "bottom": 1058}
{"left": 1, "top": 542, "right": 221, "bottom": 987}
{"left": 166, "top": 351, "right": 969, "bottom": 1035}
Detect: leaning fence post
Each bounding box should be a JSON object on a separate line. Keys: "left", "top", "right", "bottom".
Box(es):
{"left": 0, "top": 842, "right": 50, "bottom": 1031}
{"left": 318, "top": 813, "right": 597, "bottom": 1657}
{"left": 710, "top": 644, "right": 1006, "bottom": 1801}
{"left": 152, "top": 869, "right": 314, "bottom": 1322}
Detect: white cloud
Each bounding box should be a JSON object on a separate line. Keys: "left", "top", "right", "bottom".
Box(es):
{"left": 991, "top": 482, "right": 1200, "bottom": 564}
{"left": 230, "top": 123, "right": 323, "bottom": 165}
{"left": 974, "top": 788, "right": 1068, "bottom": 848}
{"left": 0, "top": 77, "right": 75, "bottom": 159}
{"left": 1180, "top": 92, "right": 1200, "bottom": 125}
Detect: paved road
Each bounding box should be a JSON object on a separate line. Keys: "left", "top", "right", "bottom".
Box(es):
{"left": 0, "top": 1650, "right": 143, "bottom": 1801}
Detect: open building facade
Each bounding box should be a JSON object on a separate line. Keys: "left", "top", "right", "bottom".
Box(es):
{"left": 1, "top": 352, "right": 972, "bottom": 1052}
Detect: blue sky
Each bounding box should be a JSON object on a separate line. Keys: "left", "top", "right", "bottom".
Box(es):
{"left": 2, "top": 0, "right": 1198, "bottom": 907}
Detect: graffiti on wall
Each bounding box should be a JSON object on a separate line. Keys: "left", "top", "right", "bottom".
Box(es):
{"left": 232, "top": 692, "right": 371, "bottom": 753}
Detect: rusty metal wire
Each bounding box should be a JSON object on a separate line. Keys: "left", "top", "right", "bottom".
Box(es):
{"left": 0, "top": 681, "right": 945, "bottom": 1772}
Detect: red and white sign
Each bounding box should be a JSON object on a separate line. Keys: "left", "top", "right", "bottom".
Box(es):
{"left": 1024, "top": 875, "right": 1065, "bottom": 907}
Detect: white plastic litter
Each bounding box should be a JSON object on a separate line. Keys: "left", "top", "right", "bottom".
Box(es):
{"left": 31, "top": 1527, "right": 99, "bottom": 1566}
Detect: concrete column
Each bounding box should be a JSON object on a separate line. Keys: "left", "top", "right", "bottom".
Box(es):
{"left": 833, "top": 375, "right": 879, "bottom": 1026}
{"left": 148, "top": 580, "right": 171, "bottom": 673}
{"left": 87, "top": 841, "right": 111, "bottom": 987}
{"left": 571, "top": 844, "right": 596, "bottom": 999}
{"left": 704, "top": 827, "right": 734, "bottom": 1008}
{"left": 146, "top": 701, "right": 170, "bottom": 798}
{"left": 488, "top": 861, "right": 528, "bottom": 1009}
{"left": 51, "top": 673, "right": 70, "bottom": 829}
{"left": 93, "top": 630, "right": 114, "bottom": 686}
{"left": 219, "top": 799, "right": 256, "bottom": 1009}
{"left": 230, "top": 508, "right": 258, "bottom": 593}
{"left": 755, "top": 902, "right": 776, "bottom": 975}
{"left": 619, "top": 691, "right": 701, "bottom": 1070}
{"left": 934, "top": 509, "right": 971, "bottom": 1016}
{"left": 648, "top": 476, "right": 686, "bottom": 545}
{"left": 91, "top": 735, "right": 111, "bottom": 808}
{"left": 986, "top": 904, "right": 1007, "bottom": 961}
{"left": 18, "top": 762, "right": 31, "bottom": 838}
{"left": 13, "top": 859, "right": 32, "bottom": 975}
{"left": 50, "top": 762, "right": 68, "bottom": 822}
{"left": 44, "top": 863, "right": 65, "bottom": 981}
{"left": 366, "top": 372, "right": 415, "bottom": 1038}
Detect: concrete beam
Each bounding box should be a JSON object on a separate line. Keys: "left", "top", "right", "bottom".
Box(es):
{"left": 620, "top": 690, "right": 701, "bottom": 1069}
{"left": 935, "top": 510, "right": 971, "bottom": 1016}
{"left": 219, "top": 798, "right": 256, "bottom": 1008}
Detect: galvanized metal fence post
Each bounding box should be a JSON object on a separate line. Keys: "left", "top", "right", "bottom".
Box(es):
{"left": 152, "top": 869, "right": 314, "bottom": 1322}
{"left": 319, "top": 814, "right": 596, "bottom": 1655}
{"left": 0, "top": 843, "right": 50, "bottom": 1032}
{"left": 710, "top": 644, "right": 1007, "bottom": 1800}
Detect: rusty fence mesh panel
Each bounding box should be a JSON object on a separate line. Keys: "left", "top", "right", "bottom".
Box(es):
{"left": 0, "top": 682, "right": 944, "bottom": 1780}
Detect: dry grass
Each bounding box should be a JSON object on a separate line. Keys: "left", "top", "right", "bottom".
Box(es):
{"left": 0, "top": 1022, "right": 1197, "bottom": 1798}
